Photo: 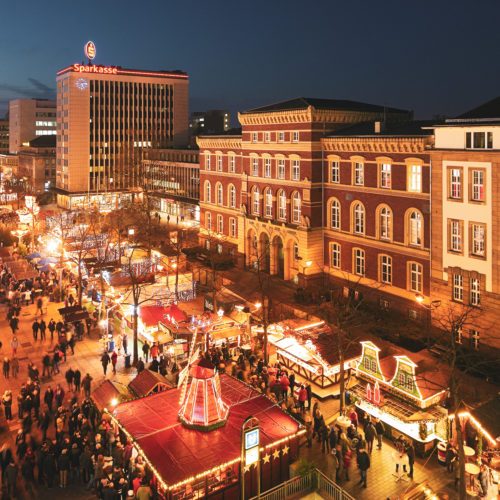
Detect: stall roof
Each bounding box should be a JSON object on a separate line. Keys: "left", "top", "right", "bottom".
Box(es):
{"left": 128, "top": 369, "right": 173, "bottom": 397}
{"left": 139, "top": 305, "right": 186, "bottom": 328}
{"left": 91, "top": 380, "right": 132, "bottom": 411}
{"left": 470, "top": 396, "right": 500, "bottom": 443}
{"left": 111, "top": 374, "right": 301, "bottom": 488}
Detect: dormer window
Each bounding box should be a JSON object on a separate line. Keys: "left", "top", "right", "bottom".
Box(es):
{"left": 466, "top": 131, "right": 493, "bottom": 149}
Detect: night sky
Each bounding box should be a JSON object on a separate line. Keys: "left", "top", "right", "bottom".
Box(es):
{"left": 1, "top": 0, "right": 499, "bottom": 123}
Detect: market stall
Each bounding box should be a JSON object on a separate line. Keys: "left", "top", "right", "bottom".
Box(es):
{"left": 128, "top": 369, "right": 173, "bottom": 398}
{"left": 91, "top": 379, "right": 132, "bottom": 413}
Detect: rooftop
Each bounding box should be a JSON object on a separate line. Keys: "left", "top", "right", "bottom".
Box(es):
{"left": 242, "top": 97, "right": 410, "bottom": 115}
{"left": 327, "top": 120, "right": 435, "bottom": 138}
{"left": 27, "top": 135, "right": 56, "bottom": 148}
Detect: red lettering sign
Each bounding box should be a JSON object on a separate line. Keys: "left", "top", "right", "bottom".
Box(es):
{"left": 72, "top": 63, "right": 118, "bottom": 75}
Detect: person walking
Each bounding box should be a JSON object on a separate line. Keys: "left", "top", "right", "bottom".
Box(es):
{"left": 55, "top": 384, "right": 65, "bottom": 408}
{"left": 42, "top": 353, "right": 51, "bottom": 377}
{"left": 357, "top": 445, "right": 370, "bottom": 488}
{"left": 122, "top": 334, "right": 128, "bottom": 355}
{"left": 406, "top": 441, "right": 415, "bottom": 479}
{"left": 44, "top": 386, "right": 54, "bottom": 412}
{"left": 343, "top": 447, "right": 352, "bottom": 481}
{"left": 11, "top": 356, "right": 19, "bottom": 378}
{"left": 48, "top": 319, "right": 56, "bottom": 341}
{"left": 101, "top": 352, "right": 111, "bottom": 375}
{"left": 74, "top": 369, "right": 81, "bottom": 393}
{"left": 32, "top": 319, "right": 40, "bottom": 341}
{"left": 445, "top": 443, "right": 456, "bottom": 473}
{"left": 298, "top": 385, "right": 307, "bottom": 413}
{"left": 2, "top": 390, "right": 13, "bottom": 420}
{"left": 142, "top": 342, "right": 150, "bottom": 362}
{"left": 364, "top": 420, "right": 376, "bottom": 454}
{"left": 375, "top": 419, "right": 385, "bottom": 449}
{"left": 58, "top": 448, "right": 70, "bottom": 488}
{"left": 3, "top": 357, "right": 10, "bottom": 379}
{"left": 52, "top": 349, "right": 60, "bottom": 374}
{"left": 36, "top": 296, "right": 44, "bottom": 316}
{"left": 82, "top": 373, "right": 93, "bottom": 398}
{"left": 39, "top": 319, "right": 47, "bottom": 341}
{"left": 5, "top": 460, "right": 18, "bottom": 498}
{"left": 9, "top": 316, "right": 19, "bottom": 334}
{"left": 10, "top": 336, "right": 19, "bottom": 356}
{"left": 65, "top": 367, "right": 74, "bottom": 391}
{"left": 111, "top": 351, "right": 118, "bottom": 374}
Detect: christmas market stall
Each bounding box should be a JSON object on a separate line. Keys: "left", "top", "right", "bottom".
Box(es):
{"left": 352, "top": 340, "right": 449, "bottom": 456}
{"left": 91, "top": 379, "right": 132, "bottom": 413}
{"left": 263, "top": 319, "right": 361, "bottom": 390}
{"left": 106, "top": 358, "right": 304, "bottom": 499}
{"left": 128, "top": 369, "right": 173, "bottom": 398}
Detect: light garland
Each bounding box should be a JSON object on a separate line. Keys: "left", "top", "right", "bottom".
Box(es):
{"left": 448, "top": 412, "right": 497, "bottom": 447}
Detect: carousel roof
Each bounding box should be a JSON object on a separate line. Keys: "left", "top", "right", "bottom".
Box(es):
{"left": 111, "top": 374, "right": 301, "bottom": 488}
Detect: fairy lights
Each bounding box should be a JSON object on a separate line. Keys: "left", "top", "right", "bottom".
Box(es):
{"left": 448, "top": 412, "right": 497, "bottom": 447}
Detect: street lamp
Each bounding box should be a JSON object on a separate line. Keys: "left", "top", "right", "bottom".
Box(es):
{"left": 414, "top": 294, "right": 441, "bottom": 345}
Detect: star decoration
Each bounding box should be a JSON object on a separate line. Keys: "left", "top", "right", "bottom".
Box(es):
{"left": 272, "top": 449, "right": 280, "bottom": 460}
{"left": 282, "top": 445, "right": 289, "bottom": 455}
{"left": 263, "top": 453, "right": 271, "bottom": 464}
{"left": 244, "top": 465, "right": 251, "bottom": 473}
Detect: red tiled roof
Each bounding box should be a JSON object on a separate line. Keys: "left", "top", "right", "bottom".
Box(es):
{"left": 91, "top": 380, "right": 131, "bottom": 411}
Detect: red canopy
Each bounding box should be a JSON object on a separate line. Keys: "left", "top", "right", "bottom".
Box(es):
{"left": 164, "top": 303, "right": 187, "bottom": 323}
{"left": 139, "top": 304, "right": 187, "bottom": 328}
{"left": 112, "top": 375, "right": 300, "bottom": 487}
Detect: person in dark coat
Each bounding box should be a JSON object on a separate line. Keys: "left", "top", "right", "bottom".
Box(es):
{"left": 136, "top": 358, "right": 145, "bottom": 374}
{"left": 32, "top": 320, "right": 40, "bottom": 341}
{"left": 55, "top": 384, "right": 65, "bottom": 408}
{"left": 43, "top": 450, "right": 57, "bottom": 488}
{"left": 375, "top": 419, "right": 385, "bottom": 449}
{"left": 22, "top": 454, "right": 36, "bottom": 496}
{"left": 101, "top": 352, "right": 111, "bottom": 375}
{"left": 82, "top": 374, "right": 93, "bottom": 398}
{"left": 357, "top": 446, "right": 370, "bottom": 488}
{"left": 48, "top": 319, "right": 56, "bottom": 340}
{"left": 364, "top": 420, "right": 376, "bottom": 454}
{"left": 5, "top": 460, "right": 18, "bottom": 498}
{"left": 305, "top": 383, "right": 312, "bottom": 410}
{"left": 39, "top": 319, "right": 47, "bottom": 340}
{"left": 44, "top": 386, "right": 54, "bottom": 412}
{"left": 74, "top": 369, "right": 81, "bottom": 393}
{"left": 406, "top": 441, "right": 415, "bottom": 479}
{"left": 65, "top": 368, "right": 74, "bottom": 391}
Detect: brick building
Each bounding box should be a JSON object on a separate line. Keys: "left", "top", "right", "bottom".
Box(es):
{"left": 430, "top": 96, "right": 500, "bottom": 351}
{"left": 17, "top": 135, "right": 56, "bottom": 194}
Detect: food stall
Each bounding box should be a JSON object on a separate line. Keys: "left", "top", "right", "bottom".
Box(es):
{"left": 128, "top": 369, "right": 173, "bottom": 398}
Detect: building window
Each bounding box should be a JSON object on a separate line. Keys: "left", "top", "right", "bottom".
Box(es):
{"left": 380, "top": 255, "right": 392, "bottom": 284}
{"left": 252, "top": 187, "right": 260, "bottom": 215}
{"left": 217, "top": 155, "right": 223, "bottom": 172}
{"left": 229, "top": 217, "right": 237, "bottom": 238}
{"left": 251, "top": 157, "right": 259, "bottom": 177}
{"left": 228, "top": 154, "right": 235, "bottom": 173}
{"left": 264, "top": 189, "right": 273, "bottom": 218}
{"left": 330, "top": 160, "right": 340, "bottom": 183}
{"left": 448, "top": 168, "right": 462, "bottom": 199}
{"left": 216, "top": 183, "right": 223, "bottom": 205}
{"left": 293, "top": 243, "right": 299, "bottom": 260}
{"left": 264, "top": 132, "right": 270, "bottom": 143}
{"left": 228, "top": 185, "right": 236, "bottom": 209}
{"left": 292, "top": 131, "right": 299, "bottom": 143}
{"left": 471, "top": 169, "right": 485, "bottom": 202}
{"left": 471, "top": 223, "right": 486, "bottom": 257}
{"left": 205, "top": 153, "right": 211, "bottom": 170}
{"left": 453, "top": 274, "right": 463, "bottom": 302}
{"left": 409, "top": 262, "right": 423, "bottom": 293}
{"left": 469, "top": 329, "right": 480, "bottom": 350}
{"left": 466, "top": 131, "right": 493, "bottom": 149}
{"left": 449, "top": 219, "right": 462, "bottom": 252}
{"left": 205, "top": 181, "right": 212, "bottom": 203}
{"left": 354, "top": 162, "right": 364, "bottom": 186}
{"left": 408, "top": 210, "right": 423, "bottom": 246}
{"left": 353, "top": 202, "right": 365, "bottom": 235}
{"left": 252, "top": 132, "right": 258, "bottom": 143}
{"left": 408, "top": 164, "right": 422, "bottom": 192}
{"left": 379, "top": 206, "right": 392, "bottom": 240}
{"left": 354, "top": 248, "right": 365, "bottom": 276}
{"left": 278, "top": 132, "right": 285, "bottom": 143}
{"left": 454, "top": 327, "right": 463, "bottom": 345}
{"left": 292, "top": 159, "right": 300, "bottom": 181}
{"left": 278, "top": 190, "right": 287, "bottom": 220}
{"left": 330, "top": 199, "right": 340, "bottom": 230}
{"left": 206, "top": 212, "right": 212, "bottom": 231}
{"left": 331, "top": 243, "right": 341, "bottom": 269}
{"left": 292, "top": 191, "right": 301, "bottom": 224}
{"left": 380, "top": 299, "right": 390, "bottom": 311}
{"left": 264, "top": 158, "right": 271, "bottom": 178}
{"left": 277, "top": 159, "right": 285, "bottom": 179}
{"left": 470, "top": 277, "right": 480, "bottom": 306}
{"left": 217, "top": 214, "right": 224, "bottom": 233}
{"left": 380, "top": 163, "right": 392, "bottom": 189}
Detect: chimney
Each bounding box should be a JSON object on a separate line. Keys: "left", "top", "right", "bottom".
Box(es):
{"left": 374, "top": 121, "right": 381, "bottom": 134}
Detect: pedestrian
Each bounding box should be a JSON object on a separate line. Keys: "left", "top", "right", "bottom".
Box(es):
{"left": 11, "top": 356, "right": 19, "bottom": 378}
{"left": 349, "top": 407, "right": 359, "bottom": 427}
{"left": 305, "top": 383, "right": 312, "bottom": 410}
{"left": 5, "top": 460, "right": 18, "bottom": 498}
{"left": 343, "top": 447, "right": 352, "bottom": 481}
{"left": 357, "top": 445, "right": 370, "bottom": 488}
{"left": 44, "top": 386, "right": 54, "bottom": 412}
{"left": 122, "top": 334, "right": 128, "bottom": 355}
{"left": 48, "top": 318, "right": 56, "bottom": 341}
{"left": 445, "top": 443, "right": 456, "bottom": 473}
{"left": 36, "top": 296, "right": 44, "bottom": 316}
{"left": 74, "top": 369, "right": 81, "bottom": 393}
{"left": 375, "top": 418, "right": 385, "bottom": 449}
{"left": 2, "top": 390, "right": 13, "bottom": 420}
{"left": 364, "top": 420, "right": 376, "bottom": 454}
{"left": 58, "top": 448, "right": 70, "bottom": 488}
{"left": 42, "top": 352, "right": 51, "bottom": 377}
{"left": 3, "top": 357, "right": 10, "bottom": 379}
{"left": 22, "top": 454, "right": 36, "bottom": 496}
{"left": 321, "top": 424, "right": 330, "bottom": 454}
{"left": 142, "top": 342, "right": 150, "bottom": 362}
{"left": 39, "top": 318, "right": 47, "bottom": 340}
{"left": 82, "top": 373, "right": 93, "bottom": 398}
{"left": 65, "top": 367, "right": 74, "bottom": 391}
{"left": 55, "top": 383, "right": 65, "bottom": 408}
{"left": 298, "top": 384, "right": 307, "bottom": 413}
{"left": 32, "top": 319, "right": 40, "bottom": 341}
{"left": 280, "top": 372, "right": 290, "bottom": 400}
{"left": 137, "top": 357, "right": 145, "bottom": 374}
{"left": 101, "top": 351, "right": 111, "bottom": 375}
{"left": 329, "top": 424, "right": 338, "bottom": 451}
{"left": 10, "top": 336, "right": 19, "bottom": 356}
{"left": 111, "top": 350, "right": 118, "bottom": 374}
{"left": 68, "top": 335, "right": 75, "bottom": 355}
{"left": 52, "top": 349, "right": 60, "bottom": 374}
{"left": 406, "top": 441, "right": 415, "bottom": 479}
{"left": 9, "top": 316, "right": 19, "bottom": 334}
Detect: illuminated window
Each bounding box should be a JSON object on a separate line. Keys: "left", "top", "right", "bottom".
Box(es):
{"left": 228, "top": 154, "right": 235, "bottom": 173}
{"left": 278, "top": 190, "right": 287, "bottom": 220}
{"left": 448, "top": 168, "right": 462, "bottom": 199}
{"left": 409, "top": 262, "right": 423, "bottom": 293}
{"left": 330, "top": 160, "right": 340, "bottom": 183}
{"left": 353, "top": 202, "right": 365, "bottom": 235}
{"left": 471, "top": 223, "right": 486, "bottom": 257}
{"left": 264, "top": 132, "right": 270, "bottom": 143}
{"left": 292, "top": 131, "right": 299, "bottom": 143}
{"left": 331, "top": 243, "right": 341, "bottom": 268}
{"left": 205, "top": 153, "right": 211, "bottom": 170}
{"left": 278, "top": 132, "right": 285, "bottom": 143}
{"left": 470, "top": 278, "right": 480, "bottom": 306}
{"left": 206, "top": 212, "right": 212, "bottom": 231}
{"left": 252, "top": 187, "right": 260, "bottom": 215}
{"left": 471, "top": 169, "right": 485, "bottom": 202}
{"left": 449, "top": 219, "right": 462, "bottom": 252}
{"left": 454, "top": 326, "right": 462, "bottom": 344}
{"left": 292, "top": 191, "right": 301, "bottom": 224}
{"left": 469, "top": 329, "right": 480, "bottom": 350}
{"left": 216, "top": 183, "right": 223, "bottom": 205}
{"left": 217, "top": 155, "right": 223, "bottom": 172}
{"left": 229, "top": 217, "right": 237, "bottom": 238}
{"left": 228, "top": 185, "right": 236, "bottom": 208}
{"left": 380, "top": 255, "right": 392, "bottom": 284}
{"left": 408, "top": 164, "right": 422, "bottom": 192}
{"left": 277, "top": 159, "right": 285, "bottom": 180}
{"left": 330, "top": 199, "right": 340, "bottom": 230}
{"left": 379, "top": 206, "right": 392, "bottom": 240}
{"left": 264, "top": 158, "right": 271, "bottom": 178}
{"left": 251, "top": 157, "right": 259, "bottom": 176}
{"left": 380, "top": 163, "right": 392, "bottom": 188}
{"left": 453, "top": 274, "right": 463, "bottom": 302}
{"left": 252, "top": 132, "right": 258, "bottom": 143}
{"left": 217, "top": 214, "right": 223, "bottom": 233}
{"left": 354, "top": 162, "right": 364, "bottom": 186}
{"left": 354, "top": 248, "right": 365, "bottom": 276}
{"left": 291, "top": 159, "right": 300, "bottom": 181}
{"left": 264, "top": 188, "right": 273, "bottom": 218}
{"left": 408, "top": 210, "right": 423, "bottom": 246}
{"left": 205, "top": 181, "right": 212, "bottom": 203}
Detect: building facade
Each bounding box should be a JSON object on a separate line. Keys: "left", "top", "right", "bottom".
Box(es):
{"left": 430, "top": 97, "right": 500, "bottom": 351}
{"left": 142, "top": 148, "right": 199, "bottom": 221}
{"left": 55, "top": 63, "right": 189, "bottom": 209}
{"left": 197, "top": 97, "right": 412, "bottom": 280}
{"left": 190, "top": 110, "right": 230, "bottom": 136}
{"left": 0, "top": 119, "right": 8, "bottom": 154}
{"left": 18, "top": 135, "right": 56, "bottom": 194}
{"left": 9, "top": 99, "right": 56, "bottom": 154}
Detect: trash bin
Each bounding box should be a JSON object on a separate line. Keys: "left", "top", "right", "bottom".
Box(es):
{"left": 108, "top": 339, "right": 115, "bottom": 353}
{"left": 125, "top": 354, "right": 131, "bottom": 368}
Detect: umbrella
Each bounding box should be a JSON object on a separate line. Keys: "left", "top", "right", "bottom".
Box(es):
{"left": 38, "top": 257, "right": 58, "bottom": 265}
{"left": 26, "top": 252, "right": 41, "bottom": 260}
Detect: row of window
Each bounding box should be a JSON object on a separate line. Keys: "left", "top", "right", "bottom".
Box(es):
{"left": 205, "top": 153, "right": 237, "bottom": 173}
{"left": 447, "top": 167, "right": 485, "bottom": 202}
{"left": 250, "top": 187, "right": 301, "bottom": 223}
{"left": 448, "top": 219, "right": 486, "bottom": 257}
{"left": 250, "top": 130, "right": 300, "bottom": 144}
{"left": 329, "top": 160, "right": 423, "bottom": 192}
{"left": 205, "top": 212, "right": 237, "bottom": 238}
{"left": 452, "top": 274, "right": 481, "bottom": 305}
{"left": 329, "top": 243, "right": 424, "bottom": 293}
{"left": 465, "top": 131, "right": 493, "bottom": 150}
{"left": 328, "top": 198, "right": 424, "bottom": 247}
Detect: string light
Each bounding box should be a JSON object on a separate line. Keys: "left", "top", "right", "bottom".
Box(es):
{"left": 448, "top": 412, "right": 497, "bottom": 447}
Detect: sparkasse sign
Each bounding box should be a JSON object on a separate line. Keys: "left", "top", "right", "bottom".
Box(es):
{"left": 84, "top": 41, "right": 96, "bottom": 60}
{"left": 73, "top": 63, "right": 118, "bottom": 75}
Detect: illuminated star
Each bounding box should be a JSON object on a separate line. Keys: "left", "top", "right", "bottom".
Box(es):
{"left": 244, "top": 465, "right": 251, "bottom": 473}
{"left": 263, "top": 453, "right": 271, "bottom": 464}
{"left": 272, "top": 449, "right": 280, "bottom": 460}
{"left": 282, "top": 445, "right": 289, "bottom": 455}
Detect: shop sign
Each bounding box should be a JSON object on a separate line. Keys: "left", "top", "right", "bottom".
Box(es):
{"left": 73, "top": 63, "right": 118, "bottom": 75}
{"left": 244, "top": 427, "right": 259, "bottom": 466}
{"left": 84, "top": 40, "right": 96, "bottom": 60}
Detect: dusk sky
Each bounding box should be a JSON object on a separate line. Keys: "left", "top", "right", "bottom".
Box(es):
{"left": 1, "top": 0, "right": 499, "bottom": 123}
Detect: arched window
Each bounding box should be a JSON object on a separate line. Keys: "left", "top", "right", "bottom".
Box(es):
{"left": 206, "top": 212, "right": 212, "bottom": 230}
{"left": 216, "top": 183, "right": 223, "bottom": 205}
{"left": 278, "top": 190, "right": 287, "bottom": 220}
{"left": 379, "top": 206, "right": 392, "bottom": 240}
{"left": 252, "top": 187, "right": 260, "bottom": 215}
{"left": 330, "top": 198, "right": 341, "bottom": 230}
{"left": 292, "top": 191, "right": 301, "bottom": 224}
{"left": 264, "top": 188, "right": 273, "bottom": 218}
{"left": 228, "top": 184, "right": 236, "bottom": 208}
{"left": 204, "top": 181, "right": 211, "bottom": 203}
{"left": 408, "top": 210, "right": 423, "bottom": 246}
{"left": 353, "top": 202, "right": 365, "bottom": 235}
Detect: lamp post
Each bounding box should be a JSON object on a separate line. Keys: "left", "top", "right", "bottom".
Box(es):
{"left": 415, "top": 294, "right": 441, "bottom": 345}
